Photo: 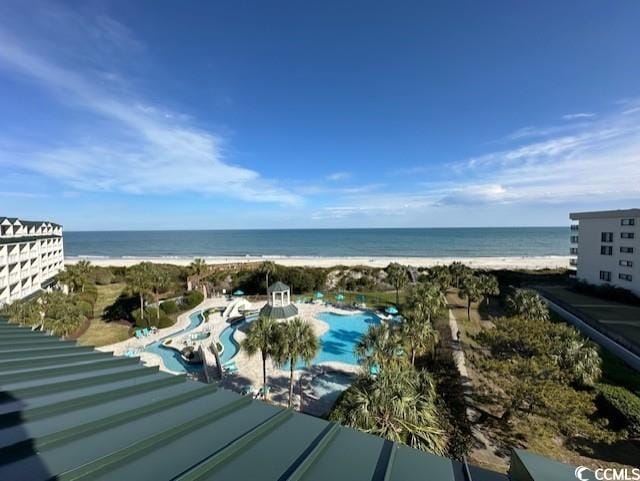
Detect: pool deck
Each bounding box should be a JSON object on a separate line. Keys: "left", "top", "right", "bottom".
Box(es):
{"left": 97, "top": 296, "right": 229, "bottom": 378}
{"left": 100, "top": 297, "right": 370, "bottom": 413}
{"left": 217, "top": 302, "right": 366, "bottom": 411}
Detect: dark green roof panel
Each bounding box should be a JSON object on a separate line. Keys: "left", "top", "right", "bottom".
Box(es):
{"left": 0, "top": 317, "right": 571, "bottom": 481}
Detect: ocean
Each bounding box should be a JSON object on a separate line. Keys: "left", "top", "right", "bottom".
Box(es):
{"left": 63, "top": 227, "right": 569, "bottom": 259}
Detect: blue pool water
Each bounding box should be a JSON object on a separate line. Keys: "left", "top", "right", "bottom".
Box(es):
{"left": 143, "top": 311, "right": 204, "bottom": 373}
{"left": 218, "top": 314, "right": 258, "bottom": 364}
{"left": 290, "top": 311, "right": 380, "bottom": 368}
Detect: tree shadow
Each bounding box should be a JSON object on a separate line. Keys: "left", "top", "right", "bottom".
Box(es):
{"left": 565, "top": 437, "right": 640, "bottom": 467}
{"left": 102, "top": 294, "right": 137, "bottom": 322}
{"left": 0, "top": 371, "right": 55, "bottom": 478}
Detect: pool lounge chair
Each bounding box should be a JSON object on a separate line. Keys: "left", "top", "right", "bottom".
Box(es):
{"left": 256, "top": 386, "right": 270, "bottom": 398}
{"left": 241, "top": 385, "right": 257, "bottom": 396}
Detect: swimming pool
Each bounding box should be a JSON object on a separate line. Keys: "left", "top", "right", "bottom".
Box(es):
{"left": 290, "top": 311, "right": 380, "bottom": 369}
{"left": 218, "top": 314, "right": 258, "bottom": 364}
{"left": 143, "top": 310, "right": 204, "bottom": 373}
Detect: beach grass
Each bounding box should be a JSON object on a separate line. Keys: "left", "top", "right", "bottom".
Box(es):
{"left": 77, "top": 282, "right": 132, "bottom": 347}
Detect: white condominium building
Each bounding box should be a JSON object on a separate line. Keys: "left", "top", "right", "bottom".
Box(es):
{"left": 0, "top": 217, "right": 64, "bottom": 306}
{"left": 569, "top": 209, "right": 639, "bottom": 296}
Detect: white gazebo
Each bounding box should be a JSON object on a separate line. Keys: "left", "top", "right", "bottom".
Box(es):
{"left": 259, "top": 281, "right": 298, "bottom": 320}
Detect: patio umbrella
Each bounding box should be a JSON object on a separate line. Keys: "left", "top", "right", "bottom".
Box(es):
{"left": 385, "top": 306, "right": 399, "bottom": 315}
{"left": 233, "top": 290, "right": 244, "bottom": 297}
{"left": 335, "top": 293, "right": 345, "bottom": 302}
{"left": 314, "top": 292, "right": 324, "bottom": 299}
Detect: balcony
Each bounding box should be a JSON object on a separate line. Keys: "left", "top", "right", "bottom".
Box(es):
{"left": 570, "top": 236, "right": 579, "bottom": 244}
{"left": 569, "top": 247, "right": 578, "bottom": 255}
{"left": 570, "top": 224, "right": 579, "bottom": 231}
{"left": 569, "top": 258, "right": 578, "bottom": 266}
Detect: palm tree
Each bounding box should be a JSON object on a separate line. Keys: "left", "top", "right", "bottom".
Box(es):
{"left": 188, "top": 258, "right": 208, "bottom": 277}
{"left": 149, "top": 266, "right": 170, "bottom": 322}
{"left": 427, "top": 266, "right": 452, "bottom": 291}
{"left": 75, "top": 260, "right": 92, "bottom": 293}
{"left": 506, "top": 288, "right": 550, "bottom": 321}
{"left": 386, "top": 263, "right": 408, "bottom": 306}
{"left": 241, "top": 316, "right": 280, "bottom": 399}
{"left": 459, "top": 275, "right": 482, "bottom": 321}
{"left": 402, "top": 311, "right": 439, "bottom": 365}
{"left": 558, "top": 336, "right": 602, "bottom": 386}
{"left": 356, "top": 323, "right": 404, "bottom": 371}
{"left": 478, "top": 274, "right": 499, "bottom": 306}
{"left": 126, "top": 263, "right": 154, "bottom": 327}
{"left": 274, "top": 318, "right": 319, "bottom": 408}
{"left": 448, "top": 262, "right": 471, "bottom": 289}
{"left": 40, "top": 291, "right": 84, "bottom": 337}
{"left": 329, "top": 363, "right": 447, "bottom": 455}
{"left": 2, "top": 299, "right": 41, "bottom": 327}
{"left": 406, "top": 283, "right": 447, "bottom": 324}
{"left": 259, "top": 261, "right": 277, "bottom": 291}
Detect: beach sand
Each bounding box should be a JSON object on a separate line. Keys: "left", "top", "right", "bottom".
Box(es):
{"left": 66, "top": 255, "right": 569, "bottom": 270}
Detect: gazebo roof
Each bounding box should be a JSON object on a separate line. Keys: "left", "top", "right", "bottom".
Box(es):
{"left": 267, "top": 281, "right": 290, "bottom": 293}
{"left": 259, "top": 303, "right": 298, "bottom": 320}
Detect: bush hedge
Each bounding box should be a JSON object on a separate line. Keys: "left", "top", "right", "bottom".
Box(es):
{"left": 573, "top": 280, "right": 640, "bottom": 306}
{"left": 597, "top": 383, "right": 640, "bottom": 437}
{"left": 132, "top": 308, "right": 175, "bottom": 329}
{"left": 160, "top": 300, "right": 179, "bottom": 314}
{"left": 76, "top": 300, "right": 94, "bottom": 318}
{"left": 182, "top": 290, "right": 204, "bottom": 309}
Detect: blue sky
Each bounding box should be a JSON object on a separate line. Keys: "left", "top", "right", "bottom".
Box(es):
{"left": 1, "top": 0, "right": 639, "bottom": 230}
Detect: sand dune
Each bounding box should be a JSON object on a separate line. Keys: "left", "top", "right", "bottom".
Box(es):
{"left": 65, "top": 255, "right": 569, "bottom": 270}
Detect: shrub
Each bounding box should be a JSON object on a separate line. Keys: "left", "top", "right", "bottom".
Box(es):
{"left": 132, "top": 308, "right": 175, "bottom": 329}
{"left": 597, "top": 383, "right": 640, "bottom": 437}
{"left": 93, "top": 268, "right": 115, "bottom": 285}
{"left": 76, "top": 300, "right": 94, "bottom": 318}
{"left": 76, "top": 285, "right": 98, "bottom": 308}
{"left": 573, "top": 280, "right": 640, "bottom": 306}
{"left": 182, "top": 290, "right": 204, "bottom": 309}
{"left": 160, "top": 300, "right": 179, "bottom": 314}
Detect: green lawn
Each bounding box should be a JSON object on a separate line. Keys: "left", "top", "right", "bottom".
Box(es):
{"left": 77, "top": 282, "right": 132, "bottom": 347}
{"left": 296, "top": 289, "right": 404, "bottom": 308}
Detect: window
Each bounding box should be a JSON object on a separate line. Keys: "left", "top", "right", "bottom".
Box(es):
{"left": 620, "top": 246, "right": 634, "bottom": 254}
{"left": 619, "top": 273, "right": 633, "bottom": 282}
{"left": 569, "top": 247, "right": 578, "bottom": 255}
{"left": 600, "top": 271, "right": 611, "bottom": 281}
{"left": 570, "top": 235, "right": 579, "bottom": 243}
{"left": 601, "top": 246, "right": 613, "bottom": 255}
{"left": 620, "top": 260, "right": 633, "bottom": 267}
{"left": 601, "top": 232, "right": 614, "bottom": 242}
{"left": 621, "top": 218, "right": 635, "bottom": 226}
{"left": 621, "top": 232, "right": 635, "bottom": 239}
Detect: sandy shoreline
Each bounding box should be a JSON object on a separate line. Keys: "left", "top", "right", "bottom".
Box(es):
{"left": 65, "top": 255, "right": 569, "bottom": 270}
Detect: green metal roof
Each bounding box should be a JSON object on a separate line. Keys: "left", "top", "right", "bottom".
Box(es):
{"left": 509, "top": 449, "right": 579, "bottom": 481}
{"left": 267, "top": 281, "right": 290, "bottom": 293}
{"left": 0, "top": 317, "right": 570, "bottom": 481}
{"left": 259, "top": 303, "right": 299, "bottom": 320}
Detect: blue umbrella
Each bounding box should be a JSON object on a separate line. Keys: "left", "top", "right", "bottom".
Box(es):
{"left": 233, "top": 290, "right": 244, "bottom": 296}
{"left": 385, "top": 306, "right": 399, "bottom": 315}
{"left": 315, "top": 292, "right": 324, "bottom": 299}
{"left": 335, "top": 293, "right": 345, "bottom": 301}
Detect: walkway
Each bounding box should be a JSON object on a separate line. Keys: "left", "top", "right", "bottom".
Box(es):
{"left": 448, "top": 306, "right": 506, "bottom": 470}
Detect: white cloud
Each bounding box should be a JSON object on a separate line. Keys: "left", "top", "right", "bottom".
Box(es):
{"left": 562, "top": 112, "right": 596, "bottom": 120}
{"left": 316, "top": 101, "right": 640, "bottom": 219}
{"left": 0, "top": 8, "right": 300, "bottom": 205}
{"left": 325, "top": 172, "right": 352, "bottom": 181}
